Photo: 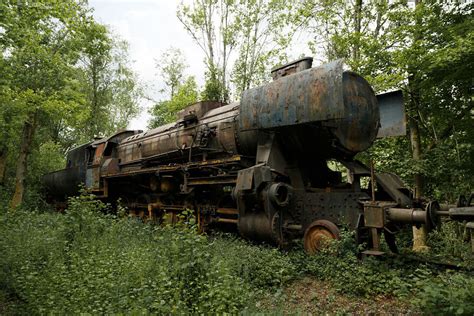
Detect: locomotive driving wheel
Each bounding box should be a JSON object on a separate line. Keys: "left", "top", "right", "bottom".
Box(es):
{"left": 303, "top": 220, "right": 340, "bottom": 254}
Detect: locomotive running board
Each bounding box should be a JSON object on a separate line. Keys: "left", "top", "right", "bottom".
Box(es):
{"left": 103, "top": 155, "right": 242, "bottom": 178}
{"left": 376, "top": 90, "right": 406, "bottom": 138}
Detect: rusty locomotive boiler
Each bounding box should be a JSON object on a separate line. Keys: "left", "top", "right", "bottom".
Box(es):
{"left": 43, "top": 58, "right": 473, "bottom": 254}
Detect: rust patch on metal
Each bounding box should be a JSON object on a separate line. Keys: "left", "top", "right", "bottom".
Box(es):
{"left": 304, "top": 220, "right": 340, "bottom": 254}
{"left": 239, "top": 60, "right": 345, "bottom": 131}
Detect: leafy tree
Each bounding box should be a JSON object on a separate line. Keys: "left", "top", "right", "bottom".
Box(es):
{"left": 178, "top": 0, "right": 290, "bottom": 100}
{"left": 105, "top": 39, "right": 141, "bottom": 133}
{"left": 148, "top": 77, "right": 199, "bottom": 128}
{"left": 149, "top": 48, "right": 198, "bottom": 128}
{"left": 177, "top": 0, "right": 235, "bottom": 102}
{"left": 201, "top": 67, "right": 226, "bottom": 101}
{"left": 297, "top": 0, "right": 473, "bottom": 202}
{"left": 0, "top": 0, "right": 140, "bottom": 208}
{"left": 156, "top": 47, "right": 188, "bottom": 98}
{"left": 0, "top": 0, "right": 99, "bottom": 207}
{"left": 402, "top": 1, "right": 473, "bottom": 201}
{"left": 0, "top": 87, "right": 16, "bottom": 186}
{"left": 231, "top": 0, "right": 289, "bottom": 95}
{"left": 78, "top": 28, "right": 141, "bottom": 141}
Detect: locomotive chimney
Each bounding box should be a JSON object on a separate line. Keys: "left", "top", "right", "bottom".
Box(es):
{"left": 271, "top": 57, "right": 313, "bottom": 80}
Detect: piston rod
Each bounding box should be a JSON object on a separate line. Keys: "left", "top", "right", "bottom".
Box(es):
{"left": 386, "top": 208, "right": 427, "bottom": 224}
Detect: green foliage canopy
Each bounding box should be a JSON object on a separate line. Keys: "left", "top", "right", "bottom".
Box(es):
{"left": 148, "top": 77, "right": 199, "bottom": 128}
{"left": 0, "top": 0, "right": 141, "bottom": 206}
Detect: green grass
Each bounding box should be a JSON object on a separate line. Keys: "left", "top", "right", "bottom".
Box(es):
{"left": 0, "top": 194, "right": 473, "bottom": 314}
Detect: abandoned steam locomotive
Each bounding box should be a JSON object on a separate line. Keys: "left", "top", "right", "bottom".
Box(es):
{"left": 44, "top": 58, "right": 467, "bottom": 254}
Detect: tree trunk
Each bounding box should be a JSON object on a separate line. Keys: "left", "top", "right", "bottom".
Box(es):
{"left": 221, "top": 1, "right": 229, "bottom": 103}
{"left": 91, "top": 61, "right": 99, "bottom": 138}
{"left": 410, "top": 0, "right": 428, "bottom": 251}
{"left": 205, "top": 2, "right": 215, "bottom": 72}
{"left": 353, "top": 0, "right": 362, "bottom": 61}
{"left": 10, "top": 111, "right": 38, "bottom": 209}
{"left": 0, "top": 146, "right": 7, "bottom": 186}
{"left": 409, "top": 118, "right": 423, "bottom": 199}
{"left": 409, "top": 111, "right": 428, "bottom": 251}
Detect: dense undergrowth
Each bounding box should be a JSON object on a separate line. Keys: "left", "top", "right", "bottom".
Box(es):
{"left": 0, "top": 194, "right": 473, "bottom": 314}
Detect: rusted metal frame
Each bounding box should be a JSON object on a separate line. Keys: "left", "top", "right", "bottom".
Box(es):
{"left": 119, "top": 141, "right": 231, "bottom": 167}
{"left": 42, "top": 166, "right": 85, "bottom": 197}
{"left": 102, "top": 179, "right": 108, "bottom": 197}
{"left": 271, "top": 57, "right": 313, "bottom": 80}
{"left": 187, "top": 176, "right": 237, "bottom": 186}
{"left": 446, "top": 206, "right": 474, "bottom": 221}
{"left": 216, "top": 208, "right": 239, "bottom": 215}
{"left": 188, "top": 126, "right": 199, "bottom": 162}
{"left": 94, "top": 142, "right": 111, "bottom": 161}
{"left": 364, "top": 203, "right": 386, "bottom": 229}
{"left": 103, "top": 167, "right": 159, "bottom": 178}
{"left": 110, "top": 130, "right": 142, "bottom": 143}
{"left": 239, "top": 59, "right": 345, "bottom": 131}
{"left": 121, "top": 109, "right": 238, "bottom": 146}
{"left": 147, "top": 203, "right": 157, "bottom": 222}
{"left": 127, "top": 117, "right": 227, "bottom": 148}
{"left": 106, "top": 155, "right": 242, "bottom": 178}
{"left": 305, "top": 187, "right": 361, "bottom": 193}
{"left": 386, "top": 207, "right": 429, "bottom": 224}
{"left": 177, "top": 101, "right": 224, "bottom": 120}
{"left": 156, "top": 204, "right": 185, "bottom": 212}
{"left": 189, "top": 104, "right": 238, "bottom": 122}
{"left": 371, "top": 228, "right": 381, "bottom": 251}
{"left": 370, "top": 160, "right": 376, "bottom": 202}
{"left": 100, "top": 158, "right": 120, "bottom": 176}
{"left": 180, "top": 166, "right": 190, "bottom": 194}
{"left": 127, "top": 203, "right": 149, "bottom": 209}
{"left": 362, "top": 201, "right": 435, "bottom": 255}
{"left": 295, "top": 190, "right": 368, "bottom": 231}
{"left": 361, "top": 203, "right": 387, "bottom": 253}
{"left": 340, "top": 160, "right": 412, "bottom": 207}
{"left": 186, "top": 155, "right": 241, "bottom": 167}
{"left": 85, "top": 142, "right": 106, "bottom": 190}
{"left": 118, "top": 150, "right": 185, "bottom": 166}
{"left": 116, "top": 110, "right": 239, "bottom": 165}
{"left": 216, "top": 218, "right": 238, "bottom": 224}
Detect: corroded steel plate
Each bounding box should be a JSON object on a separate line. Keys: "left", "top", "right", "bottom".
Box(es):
{"left": 239, "top": 60, "right": 345, "bottom": 131}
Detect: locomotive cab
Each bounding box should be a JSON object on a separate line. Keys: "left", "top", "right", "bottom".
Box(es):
{"left": 43, "top": 130, "right": 141, "bottom": 199}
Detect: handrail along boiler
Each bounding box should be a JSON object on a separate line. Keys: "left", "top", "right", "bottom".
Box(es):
{"left": 43, "top": 58, "right": 474, "bottom": 254}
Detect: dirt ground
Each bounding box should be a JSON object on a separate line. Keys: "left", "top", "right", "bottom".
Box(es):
{"left": 259, "top": 277, "right": 418, "bottom": 315}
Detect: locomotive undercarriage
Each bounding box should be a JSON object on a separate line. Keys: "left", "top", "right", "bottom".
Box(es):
{"left": 100, "top": 145, "right": 411, "bottom": 255}
{"left": 105, "top": 155, "right": 245, "bottom": 227}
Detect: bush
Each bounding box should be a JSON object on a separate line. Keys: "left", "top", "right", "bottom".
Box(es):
{"left": 413, "top": 272, "right": 474, "bottom": 315}
{"left": 1, "top": 195, "right": 473, "bottom": 314}
{"left": 207, "top": 235, "right": 297, "bottom": 289}
{"left": 426, "top": 221, "right": 474, "bottom": 265}
{"left": 0, "top": 194, "right": 297, "bottom": 314}
{"left": 288, "top": 228, "right": 474, "bottom": 315}
{"left": 289, "top": 230, "right": 421, "bottom": 298}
